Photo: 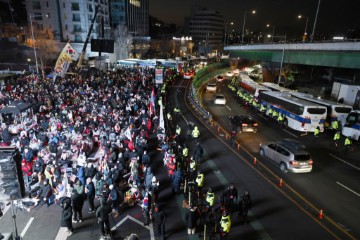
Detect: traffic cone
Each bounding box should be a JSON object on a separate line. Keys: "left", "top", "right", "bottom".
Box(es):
{"left": 253, "top": 157, "right": 257, "bottom": 165}
{"left": 318, "top": 209, "right": 323, "bottom": 220}
{"left": 279, "top": 178, "right": 283, "bottom": 187}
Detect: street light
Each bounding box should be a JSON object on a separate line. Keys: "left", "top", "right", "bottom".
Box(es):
{"left": 29, "top": 14, "right": 39, "bottom": 76}
{"left": 298, "top": 15, "right": 309, "bottom": 42}
{"left": 241, "top": 10, "right": 256, "bottom": 44}
{"left": 270, "top": 35, "right": 287, "bottom": 85}
{"left": 224, "top": 22, "right": 234, "bottom": 45}
{"left": 311, "top": 0, "right": 321, "bottom": 42}
{"left": 266, "top": 24, "right": 275, "bottom": 42}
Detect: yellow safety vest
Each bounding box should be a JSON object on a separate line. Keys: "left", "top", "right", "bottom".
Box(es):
{"left": 332, "top": 121, "right": 339, "bottom": 130}
{"left": 176, "top": 127, "right": 181, "bottom": 135}
{"left": 196, "top": 173, "right": 204, "bottom": 187}
{"left": 192, "top": 129, "right": 200, "bottom": 138}
{"left": 182, "top": 147, "right": 189, "bottom": 157}
{"left": 206, "top": 192, "right": 215, "bottom": 206}
{"left": 189, "top": 161, "right": 196, "bottom": 171}
{"left": 334, "top": 133, "right": 340, "bottom": 141}
{"left": 220, "top": 215, "right": 231, "bottom": 233}
{"left": 345, "top": 138, "right": 351, "bottom": 146}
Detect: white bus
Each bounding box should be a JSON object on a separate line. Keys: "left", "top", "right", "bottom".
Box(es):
{"left": 239, "top": 74, "right": 270, "bottom": 98}
{"left": 342, "top": 110, "right": 360, "bottom": 141}
{"left": 259, "top": 91, "right": 327, "bottom": 132}
{"left": 290, "top": 92, "right": 353, "bottom": 126}
{"left": 261, "top": 82, "right": 291, "bottom": 93}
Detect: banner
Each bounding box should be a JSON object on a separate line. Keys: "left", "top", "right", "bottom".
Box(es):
{"left": 54, "top": 43, "right": 79, "bottom": 77}
{"left": 155, "top": 68, "right": 163, "bottom": 84}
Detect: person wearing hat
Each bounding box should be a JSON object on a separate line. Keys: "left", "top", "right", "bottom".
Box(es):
{"left": 219, "top": 210, "right": 231, "bottom": 239}
{"left": 60, "top": 197, "right": 74, "bottom": 236}
{"left": 153, "top": 203, "right": 167, "bottom": 239}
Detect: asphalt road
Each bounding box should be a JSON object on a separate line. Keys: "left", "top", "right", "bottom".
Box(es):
{"left": 1, "top": 74, "right": 359, "bottom": 240}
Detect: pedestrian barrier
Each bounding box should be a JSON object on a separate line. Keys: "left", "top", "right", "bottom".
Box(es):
{"left": 279, "top": 178, "right": 283, "bottom": 187}
{"left": 318, "top": 209, "right": 323, "bottom": 220}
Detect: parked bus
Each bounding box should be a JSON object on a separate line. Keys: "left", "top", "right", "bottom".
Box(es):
{"left": 342, "top": 110, "right": 360, "bottom": 141}
{"left": 239, "top": 74, "right": 270, "bottom": 98}
{"left": 259, "top": 91, "right": 327, "bottom": 132}
{"left": 290, "top": 92, "right": 353, "bottom": 126}
{"left": 261, "top": 82, "right": 291, "bottom": 93}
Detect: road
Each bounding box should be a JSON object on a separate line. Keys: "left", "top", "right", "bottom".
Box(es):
{"left": 1, "top": 73, "right": 359, "bottom": 240}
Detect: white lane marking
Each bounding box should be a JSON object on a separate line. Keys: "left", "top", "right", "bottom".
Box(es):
{"left": 283, "top": 129, "right": 298, "bottom": 138}
{"left": 20, "top": 217, "right": 34, "bottom": 238}
{"left": 329, "top": 153, "right": 360, "bottom": 171}
{"left": 111, "top": 215, "right": 155, "bottom": 240}
{"left": 55, "top": 227, "right": 68, "bottom": 240}
{"left": 336, "top": 182, "right": 360, "bottom": 197}
{"left": 226, "top": 105, "right": 231, "bottom": 111}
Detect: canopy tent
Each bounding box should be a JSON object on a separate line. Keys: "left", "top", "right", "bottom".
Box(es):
{"left": 0, "top": 101, "right": 32, "bottom": 114}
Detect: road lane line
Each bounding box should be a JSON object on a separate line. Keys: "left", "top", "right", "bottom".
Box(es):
{"left": 20, "top": 217, "right": 34, "bottom": 238}
{"left": 283, "top": 129, "right": 298, "bottom": 138}
{"left": 329, "top": 154, "right": 360, "bottom": 171}
{"left": 226, "top": 105, "right": 231, "bottom": 111}
{"left": 55, "top": 227, "right": 68, "bottom": 240}
{"left": 336, "top": 182, "right": 360, "bottom": 197}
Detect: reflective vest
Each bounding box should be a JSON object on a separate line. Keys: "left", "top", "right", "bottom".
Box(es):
{"left": 220, "top": 215, "right": 231, "bottom": 233}
{"left": 267, "top": 108, "right": 273, "bottom": 116}
{"left": 314, "top": 128, "right": 320, "bottom": 136}
{"left": 174, "top": 107, "right": 180, "bottom": 113}
{"left": 196, "top": 173, "right": 204, "bottom": 187}
{"left": 260, "top": 105, "right": 266, "bottom": 112}
{"left": 206, "top": 192, "right": 215, "bottom": 206}
{"left": 334, "top": 132, "right": 340, "bottom": 141}
{"left": 345, "top": 138, "right": 352, "bottom": 146}
{"left": 272, "top": 111, "right": 278, "bottom": 118}
{"left": 332, "top": 120, "right": 339, "bottom": 130}
{"left": 189, "top": 161, "right": 196, "bottom": 171}
{"left": 176, "top": 126, "right": 181, "bottom": 135}
{"left": 192, "top": 129, "right": 200, "bottom": 138}
{"left": 277, "top": 114, "right": 284, "bottom": 122}
{"left": 182, "top": 147, "right": 189, "bottom": 157}
{"left": 167, "top": 113, "right": 172, "bottom": 120}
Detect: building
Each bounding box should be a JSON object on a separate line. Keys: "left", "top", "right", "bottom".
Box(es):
{"left": 24, "top": 0, "right": 110, "bottom": 42}
{"left": 188, "top": 6, "right": 224, "bottom": 56}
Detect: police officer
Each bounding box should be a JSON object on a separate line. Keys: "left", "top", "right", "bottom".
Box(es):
{"left": 238, "top": 191, "right": 252, "bottom": 223}
{"left": 272, "top": 109, "right": 278, "bottom": 121}
{"left": 205, "top": 188, "right": 215, "bottom": 211}
{"left": 314, "top": 126, "right": 320, "bottom": 137}
{"left": 222, "top": 184, "right": 238, "bottom": 214}
{"left": 277, "top": 113, "right": 284, "bottom": 128}
{"left": 219, "top": 210, "right": 231, "bottom": 239}
{"left": 333, "top": 131, "right": 341, "bottom": 146}
{"left": 175, "top": 124, "right": 181, "bottom": 142}
{"left": 331, "top": 119, "right": 339, "bottom": 134}
{"left": 192, "top": 126, "right": 200, "bottom": 142}
{"left": 188, "top": 157, "right": 197, "bottom": 181}
{"left": 173, "top": 107, "right": 180, "bottom": 116}
{"left": 344, "top": 136, "right": 352, "bottom": 153}
{"left": 195, "top": 170, "right": 204, "bottom": 197}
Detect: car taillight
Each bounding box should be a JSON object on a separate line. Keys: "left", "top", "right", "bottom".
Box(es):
{"left": 242, "top": 123, "right": 248, "bottom": 127}
{"left": 253, "top": 123, "right": 258, "bottom": 126}
{"left": 290, "top": 161, "right": 299, "bottom": 166}
{"left": 308, "top": 160, "right": 313, "bottom": 165}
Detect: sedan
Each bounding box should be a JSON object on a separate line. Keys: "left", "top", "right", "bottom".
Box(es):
{"left": 206, "top": 83, "right": 217, "bottom": 92}
{"left": 229, "top": 115, "right": 258, "bottom": 133}
{"left": 215, "top": 74, "right": 225, "bottom": 82}
{"left": 214, "top": 94, "right": 226, "bottom": 105}
{"left": 259, "top": 139, "right": 313, "bottom": 173}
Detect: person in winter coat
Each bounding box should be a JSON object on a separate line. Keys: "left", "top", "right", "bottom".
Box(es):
{"left": 96, "top": 197, "right": 112, "bottom": 237}
{"left": 35, "top": 178, "right": 52, "bottom": 206}
{"left": 171, "top": 169, "right": 184, "bottom": 194}
{"left": 141, "top": 150, "right": 151, "bottom": 167}
{"left": 108, "top": 184, "right": 120, "bottom": 218}
{"left": 76, "top": 165, "right": 86, "bottom": 186}
{"left": 144, "top": 166, "right": 154, "bottom": 191}
{"left": 185, "top": 205, "right": 199, "bottom": 235}
{"left": 71, "top": 190, "right": 84, "bottom": 223}
{"left": 21, "top": 159, "right": 33, "bottom": 185}
{"left": 193, "top": 143, "right": 204, "bottom": 165}
{"left": 60, "top": 198, "right": 74, "bottom": 236}
{"left": 85, "top": 177, "right": 95, "bottom": 212}
{"left": 153, "top": 203, "right": 167, "bottom": 239}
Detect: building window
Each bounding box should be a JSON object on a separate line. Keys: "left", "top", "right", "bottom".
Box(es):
{"left": 32, "top": 1, "right": 41, "bottom": 10}
{"left": 88, "top": 15, "right": 92, "bottom": 21}
{"left": 65, "top": 25, "right": 68, "bottom": 30}
{"left": 71, "top": 2, "right": 80, "bottom": 11}
{"left": 72, "top": 14, "right": 81, "bottom": 22}
{"left": 46, "top": 2, "right": 48, "bottom": 7}
{"left": 34, "top": 12, "right": 42, "bottom": 20}
{"left": 73, "top": 24, "right": 82, "bottom": 32}
{"left": 88, "top": 4, "right": 93, "bottom": 12}
{"left": 75, "top": 35, "right": 82, "bottom": 42}
{"left": 63, "top": 3, "right": 65, "bottom": 8}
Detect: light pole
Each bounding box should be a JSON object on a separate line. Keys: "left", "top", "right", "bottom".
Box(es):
{"left": 311, "top": 0, "right": 321, "bottom": 42}
{"left": 298, "top": 15, "right": 309, "bottom": 42}
{"left": 241, "top": 10, "right": 256, "bottom": 44}
{"left": 224, "top": 22, "right": 234, "bottom": 45}
{"left": 266, "top": 24, "right": 275, "bottom": 42}
{"left": 270, "top": 35, "right": 287, "bottom": 85}
{"left": 29, "top": 14, "right": 39, "bottom": 75}
{"left": 27, "top": 58, "right": 31, "bottom": 72}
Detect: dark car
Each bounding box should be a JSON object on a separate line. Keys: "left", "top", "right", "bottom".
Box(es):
{"left": 229, "top": 115, "right": 258, "bottom": 133}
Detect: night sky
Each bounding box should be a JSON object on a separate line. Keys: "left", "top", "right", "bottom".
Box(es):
{"left": 150, "top": 0, "right": 360, "bottom": 35}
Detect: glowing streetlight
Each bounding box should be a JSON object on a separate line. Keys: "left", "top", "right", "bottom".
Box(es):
{"left": 298, "top": 15, "right": 309, "bottom": 42}
{"left": 224, "top": 22, "right": 234, "bottom": 45}
{"left": 266, "top": 24, "right": 275, "bottom": 42}
{"left": 241, "top": 10, "right": 256, "bottom": 44}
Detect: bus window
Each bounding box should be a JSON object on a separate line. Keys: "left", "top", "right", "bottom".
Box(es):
{"left": 334, "top": 107, "right": 352, "bottom": 114}
{"left": 307, "top": 108, "right": 326, "bottom": 115}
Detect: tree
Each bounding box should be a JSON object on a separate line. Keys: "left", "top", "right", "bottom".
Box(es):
{"left": 112, "top": 24, "right": 132, "bottom": 61}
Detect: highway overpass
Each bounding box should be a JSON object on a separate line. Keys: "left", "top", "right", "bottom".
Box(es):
{"left": 224, "top": 41, "right": 360, "bottom": 69}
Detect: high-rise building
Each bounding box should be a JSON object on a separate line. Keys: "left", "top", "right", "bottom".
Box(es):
{"left": 24, "top": 0, "right": 110, "bottom": 42}
{"left": 110, "top": 0, "right": 149, "bottom": 36}
{"left": 188, "top": 6, "right": 224, "bottom": 56}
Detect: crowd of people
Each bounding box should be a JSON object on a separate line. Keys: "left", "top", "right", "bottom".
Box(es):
{"left": 0, "top": 65, "right": 252, "bottom": 240}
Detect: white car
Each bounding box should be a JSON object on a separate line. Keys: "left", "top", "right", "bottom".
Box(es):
{"left": 214, "top": 94, "right": 226, "bottom": 105}
{"left": 206, "top": 83, "right": 217, "bottom": 92}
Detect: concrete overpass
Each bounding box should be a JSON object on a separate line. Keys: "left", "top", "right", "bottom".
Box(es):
{"left": 224, "top": 41, "right": 360, "bottom": 69}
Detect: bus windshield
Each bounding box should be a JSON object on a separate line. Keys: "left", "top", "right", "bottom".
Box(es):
{"left": 335, "top": 107, "right": 352, "bottom": 114}
{"left": 307, "top": 108, "right": 326, "bottom": 115}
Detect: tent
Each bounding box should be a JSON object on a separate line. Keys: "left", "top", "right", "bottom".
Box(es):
{"left": 0, "top": 101, "right": 32, "bottom": 114}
